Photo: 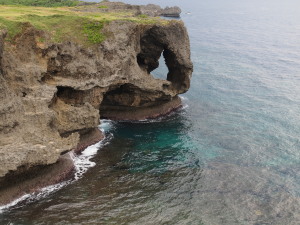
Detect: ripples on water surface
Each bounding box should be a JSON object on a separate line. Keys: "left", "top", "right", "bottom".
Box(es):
{"left": 1, "top": 0, "right": 300, "bottom": 224}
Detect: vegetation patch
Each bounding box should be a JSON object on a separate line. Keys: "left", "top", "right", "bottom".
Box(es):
{"left": 98, "top": 5, "right": 108, "bottom": 9}
{"left": 137, "top": 14, "right": 148, "bottom": 19}
{"left": 0, "top": 17, "right": 22, "bottom": 40}
{"left": 0, "top": 2, "right": 172, "bottom": 45}
{"left": 0, "top": 0, "right": 79, "bottom": 7}
{"left": 82, "top": 21, "right": 106, "bottom": 44}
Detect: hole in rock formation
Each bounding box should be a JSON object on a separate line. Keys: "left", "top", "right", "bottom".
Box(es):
{"left": 56, "top": 86, "right": 85, "bottom": 106}
{"left": 100, "top": 84, "right": 138, "bottom": 120}
{"left": 137, "top": 27, "right": 191, "bottom": 92}
{"left": 56, "top": 86, "right": 102, "bottom": 108}
{"left": 150, "top": 51, "right": 169, "bottom": 80}
{"left": 137, "top": 44, "right": 187, "bottom": 90}
{"left": 101, "top": 84, "right": 146, "bottom": 109}
{"left": 100, "top": 83, "right": 174, "bottom": 120}
{"left": 137, "top": 42, "right": 164, "bottom": 75}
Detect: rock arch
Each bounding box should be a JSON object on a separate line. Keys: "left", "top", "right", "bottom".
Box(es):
{"left": 0, "top": 20, "right": 193, "bottom": 185}
{"left": 137, "top": 23, "right": 193, "bottom": 93}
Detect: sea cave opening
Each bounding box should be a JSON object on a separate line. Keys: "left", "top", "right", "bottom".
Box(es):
{"left": 100, "top": 84, "right": 139, "bottom": 113}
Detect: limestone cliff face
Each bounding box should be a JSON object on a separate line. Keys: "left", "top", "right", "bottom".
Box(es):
{"left": 0, "top": 20, "right": 192, "bottom": 178}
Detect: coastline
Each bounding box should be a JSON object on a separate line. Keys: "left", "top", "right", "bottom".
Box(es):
{"left": 0, "top": 127, "right": 104, "bottom": 208}
{"left": 0, "top": 1, "right": 192, "bottom": 211}
{"left": 0, "top": 153, "right": 75, "bottom": 207}
{"left": 0, "top": 100, "right": 183, "bottom": 210}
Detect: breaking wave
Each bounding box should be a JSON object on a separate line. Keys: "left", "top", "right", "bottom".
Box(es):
{"left": 0, "top": 120, "right": 114, "bottom": 213}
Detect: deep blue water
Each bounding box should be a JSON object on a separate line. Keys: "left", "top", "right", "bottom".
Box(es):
{"left": 1, "top": 0, "right": 300, "bottom": 224}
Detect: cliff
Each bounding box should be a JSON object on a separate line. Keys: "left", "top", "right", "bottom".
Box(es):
{"left": 0, "top": 3, "right": 192, "bottom": 205}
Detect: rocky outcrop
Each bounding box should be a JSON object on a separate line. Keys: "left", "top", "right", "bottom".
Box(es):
{"left": 0, "top": 154, "right": 74, "bottom": 206}
{"left": 75, "top": 2, "right": 182, "bottom": 18}
{"left": 140, "top": 4, "right": 182, "bottom": 18}
{"left": 0, "top": 17, "right": 192, "bottom": 204}
{"left": 161, "top": 6, "right": 182, "bottom": 18}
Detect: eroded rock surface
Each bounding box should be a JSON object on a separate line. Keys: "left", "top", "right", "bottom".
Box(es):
{"left": 0, "top": 19, "right": 192, "bottom": 188}
{"left": 140, "top": 4, "right": 182, "bottom": 18}
{"left": 74, "top": 2, "right": 182, "bottom": 18}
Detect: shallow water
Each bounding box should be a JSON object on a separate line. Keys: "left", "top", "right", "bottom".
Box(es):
{"left": 1, "top": 0, "right": 300, "bottom": 224}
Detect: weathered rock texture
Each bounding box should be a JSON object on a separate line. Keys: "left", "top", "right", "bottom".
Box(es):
{"left": 0, "top": 153, "right": 74, "bottom": 206}
{"left": 140, "top": 4, "right": 182, "bottom": 18}
{"left": 0, "top": 19, "right": 192, "bottom": 200}
{"left": 75, "top": 2, "right": 182, "bottom": 18}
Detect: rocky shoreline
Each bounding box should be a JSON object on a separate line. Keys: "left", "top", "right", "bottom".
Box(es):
{"left": 0, "top": 105, "right": 184, "bottom": 207}
{"left": 0, "top": 127, "right": 105, "bottom": 206}
{"left": 0, "top": 2, "right": 192, "bottom": 207}
{"left": 0, "top": 153, "right": 75, "bottom": 206}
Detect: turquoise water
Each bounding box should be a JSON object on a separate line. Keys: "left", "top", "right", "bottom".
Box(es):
{"left": 1, "top": 0, "right": 300, "bottom": 224}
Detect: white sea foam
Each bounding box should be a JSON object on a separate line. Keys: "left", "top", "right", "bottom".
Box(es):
{"left": 0, "top": 194, "right": 31, "bottom": 213}
{"left": 132, "top": 97, "right": 189, "bottom": 124}
{"left": 71, "top": 141, "right": 103, "bottom": 180}
{"left": 179, "top": 95, "right": 188, "bottom": 101}
{"left": 0, "top": 120, "right": 113, "bottom": 213}
{"left": 181, "top": 104, "right": 189, "bottom": 110}
{"left": 179, "top": 95, "right": 189, "bottom": 109}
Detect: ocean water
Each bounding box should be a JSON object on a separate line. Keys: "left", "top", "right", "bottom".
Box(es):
{"left": 1, "top": 0, "right": 300, "bottom": 224}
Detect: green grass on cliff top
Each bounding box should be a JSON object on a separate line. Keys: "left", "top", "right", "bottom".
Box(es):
{"left": 0, "top": 0, "right": 80, "bottom": 7}
{"left": 0, "top": 1, "right": 170, "bottom": 45}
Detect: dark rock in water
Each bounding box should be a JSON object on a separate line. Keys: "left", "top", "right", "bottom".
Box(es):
{"left": 161, "top": 6, "right": 182, "bottom": 18}
{"left": 140, "top": 4, "right": 182, "bottom": 18}
{"left": 78, "top": 2, "right": 182, "bottom": 18}
{"left": 140, "top": 4, "right": 163, "bottom": 17}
